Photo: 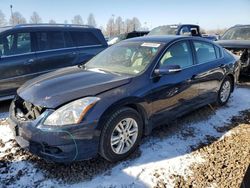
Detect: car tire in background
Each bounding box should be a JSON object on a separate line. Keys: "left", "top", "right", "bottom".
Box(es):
{"left": 217, "top": 76, "right": 233, "bottom": 106}
{"left": 99, "top": 107, "right": 143, "bottom": 162}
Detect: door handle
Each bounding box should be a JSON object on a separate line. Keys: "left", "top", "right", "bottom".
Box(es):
{"left": 24, "top": 59, "right": 34, "bottom": 65}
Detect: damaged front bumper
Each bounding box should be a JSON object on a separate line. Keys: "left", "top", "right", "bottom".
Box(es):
{"left": 8, "top": 100, "right": 101, "bottom": 163}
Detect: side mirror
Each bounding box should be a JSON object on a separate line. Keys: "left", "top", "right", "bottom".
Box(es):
{"left": 154, "top": 65, "right": 181, "bottom": 76}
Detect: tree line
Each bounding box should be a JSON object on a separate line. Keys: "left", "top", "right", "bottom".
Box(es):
{"left": 0, "top": 10, "right": 148, "bottom": 37}
{"left": 0, "top": 9, "right": 227, "bottom": 37}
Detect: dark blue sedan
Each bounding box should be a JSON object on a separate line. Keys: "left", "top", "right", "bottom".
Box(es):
{"left": 8, "top": 36, "right": 240, "bottom": 163}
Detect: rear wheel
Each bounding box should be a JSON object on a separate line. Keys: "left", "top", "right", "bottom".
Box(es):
{"left": 217, "top": 76, "right": 232, "bottom": 105}
{"left": 99, "top": 107, "right": 143, "bottom": 162}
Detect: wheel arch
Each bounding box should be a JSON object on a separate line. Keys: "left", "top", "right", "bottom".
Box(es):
{"left": 226, "top": 73, "right": 235, "bottom": 92}
{"left": 97, "top": 98, "right": 151, "bottom": 136}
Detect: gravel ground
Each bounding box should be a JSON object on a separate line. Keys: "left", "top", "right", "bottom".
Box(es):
{"left": 167, "top": 110, "right": 250, "bottom": 188}
{"left": 0, "top": 78, "right": 249, "bottom": 188}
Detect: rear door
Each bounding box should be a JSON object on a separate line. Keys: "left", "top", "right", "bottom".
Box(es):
{"left": 33, "top": 30, "right": 78, "bottom": 75}
{"left": 191, "top": 40, "right": 224, "bottom": 102}
{"left": 150, "top": 40, "right": 200, "bottom": 124}
{"left": 0, "top": 31, "right": 36, "bottom": 98}
{"left": 71, "top": 30, "right": 106, "bottom": 64}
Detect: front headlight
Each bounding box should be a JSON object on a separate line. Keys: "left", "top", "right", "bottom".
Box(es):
{"left": 43, "top": 97, "right": 100, "bottom": 126}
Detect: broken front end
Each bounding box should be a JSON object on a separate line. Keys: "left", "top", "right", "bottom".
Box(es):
{"left": 229, "top": 48, "right": 250, "bottom": 75}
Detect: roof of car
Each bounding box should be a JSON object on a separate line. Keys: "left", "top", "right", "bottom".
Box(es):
{"left": 0, "top": 24, "right": 98, "bottom": 32}
{"left": 232, "top": 24, "right": 250, "bottom": 28}
{"left": 123, "top": 35, "right": 193, "bottom": 43}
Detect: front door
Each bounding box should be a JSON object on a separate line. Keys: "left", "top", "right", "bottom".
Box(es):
{"left": 34, "top": 31, "right": 78, "bottom": 76}
{"left": 0, "top": 32, "right": 36, "bottom": 98}
{"left": 149, "top": 40, "right": 200, "bottom": 125}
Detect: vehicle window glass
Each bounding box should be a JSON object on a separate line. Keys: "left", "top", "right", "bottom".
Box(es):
{"left": 194, "top": 41, "right": 217, "bottom": 63}
{"left": 190, "top": 27, "right": 199, "bottom": 36}
{"left": 85, "top": 42, "right": 163, "bottom": 75}
{"left": 214, "top": 45, "right": 221, "bottom": 58}
{"left": 36, "top": 32, "right": 49, "bottom": 51}
{"left": 180, "top": 26, "right": 190, "bottom": 35}
{"left": 160, "top": 41, "right": 193, "bottom": 68}
{"left": 36, "top": 31, "right": 66, "bottom": 51}
{"left": 64, "top": 32, "right": 75, "bottom": 47}
{"left": 0, "top": 38, "right": 3, "bottom": 56}
{"left": 0, "top": 33, "right": 31, "bottom": 56}
{"left": 221, "top": 27, "right": 250, "bottom": 40}
{"left": 49, "top": 31, "right": 66, "bottom": 49}
{"left": 148, "top": 25, "right": 178, "bottom": 35}
{"left": 71, "top": 31, "right": 101, "bottom": 46}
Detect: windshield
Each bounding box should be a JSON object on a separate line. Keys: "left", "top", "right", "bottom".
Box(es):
{"left": 148, "top": 25, "right": 178, "bottom": 36}
{"left": 85, "top": 42, "right": 163, "bottom": 75}
{"left": 221, "top": 26, "right": 250, "bottom": 40}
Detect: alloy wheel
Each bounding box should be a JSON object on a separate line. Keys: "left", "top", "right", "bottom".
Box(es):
{"left": 110, "top": 118, "right": 138, "bottom": 155}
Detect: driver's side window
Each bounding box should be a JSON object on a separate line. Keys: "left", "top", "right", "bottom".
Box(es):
{"left": 160, "top": 41, "right": 193, "bottom": 69}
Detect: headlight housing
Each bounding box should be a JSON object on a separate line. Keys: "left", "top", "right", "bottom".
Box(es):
{"left": 43, "top": 97, "right": 100, "bottom": 126}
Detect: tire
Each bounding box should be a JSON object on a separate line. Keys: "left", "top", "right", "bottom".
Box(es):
{"left": 217, "top": 76, "right": 233, "bottom": 106}
{"left": 99, "top": 107, "right": 143, "bottom": 162}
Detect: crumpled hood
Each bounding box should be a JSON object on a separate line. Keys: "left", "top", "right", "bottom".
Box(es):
{"left": 216, "top": 40, "right": 250, "bottom": 49}
{"left": 18, "top": 67, "right": 132, "bottom": 108}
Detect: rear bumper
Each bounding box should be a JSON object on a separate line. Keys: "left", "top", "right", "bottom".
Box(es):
{"left": 8, "top": 103, "right": 101, "bottom": 163}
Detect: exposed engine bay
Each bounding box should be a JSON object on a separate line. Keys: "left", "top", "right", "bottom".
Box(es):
{"left": 229, "top": 48, "right": 250, "bottom": 74}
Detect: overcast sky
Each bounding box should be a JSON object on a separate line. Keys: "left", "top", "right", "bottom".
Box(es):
{"left": 1, "top": 0, "right": 250, "bottom": 29}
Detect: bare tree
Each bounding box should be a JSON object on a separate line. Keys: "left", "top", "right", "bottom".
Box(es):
{"left": 9, "top": 11, "right": 27, "bottom": 25}
{"left": 99, "top": 25, "right": 106, "bottom": 36}
{"left": 87, "top": 13, "right": 96, "bottom": 27}
{"left": 49, "top": 19, "right": 56, "bottom": 24}
{"left": 131, "top": 17, "right": 141, "bottom": 31}
{"left": 115, "top": 16, "right": 123, "bottom": 34}
{"left": 124, "top": 19, "right": 133, "bottom": 33}
{"left": 0, "top": 10, "right": 7, "bottom": 26}
{"left": 72, "top": 15, "right": 84, "bottom": 25}
{"left": 30, "top": 11, "right": 42, "bottom": 24}
{"left": 106, "top": 15, "right": 115, "bottom": 37}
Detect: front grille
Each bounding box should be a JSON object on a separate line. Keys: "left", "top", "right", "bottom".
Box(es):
{"left": 14, "top": 96, "right": 45, "bottom": 121}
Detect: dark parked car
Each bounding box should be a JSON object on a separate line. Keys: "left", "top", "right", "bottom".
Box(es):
{"left": 9, "top": 36, "right": 240, "bottom": 163}
{"left": 107, "top": 31, "right": 149, "bottom": 45}
{"left": 148, "top": 24, "right": 217, "bottom": 41}
{"left": 0, "top": 24, "right": 108, "bottom": 101}
{"left": 216, "top": 25, "right": 250, "bottom": 75}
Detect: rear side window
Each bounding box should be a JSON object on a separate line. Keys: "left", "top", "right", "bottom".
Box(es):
{"left": 71, "top": 31, "right": 101, "bottom": 46}
{"left": 214, "top": 45, "right": 222, "bottom": 58}
{"left": 194, "top": 41, "right": 217, "bottom": 64}
{"left": 36, "top": 31, "right": 68, "bottom": 51}
{"left": 0, "top": 32, "right": 31, "bottom": 56}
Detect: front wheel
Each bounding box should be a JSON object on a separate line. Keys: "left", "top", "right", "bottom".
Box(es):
{"left": 99, "top": 107, "right": 143, "bottom": 162}
{"left": 217, "top": 76, "right": 232, "bottom": 105}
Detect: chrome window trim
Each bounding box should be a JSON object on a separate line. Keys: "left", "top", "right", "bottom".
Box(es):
{"left": 150, "top": 38, "right": 225, "bottom": 79}
{"left": 0, "top": 44, "right": 103, "bottom": 57}
{"left": 192, "top": 40, "right": 224, "bottom": 65}
{"left": 35, "top": 44, "right": 103, "bottom": 53}
{"left": 1, "top": 52, "right": 36, "bottom": 58}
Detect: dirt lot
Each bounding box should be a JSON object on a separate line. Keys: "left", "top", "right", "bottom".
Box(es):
{"left": 0, "top": 77, "right": 250, "bottom": 188}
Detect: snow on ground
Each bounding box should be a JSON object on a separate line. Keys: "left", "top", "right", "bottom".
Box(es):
{"left": 0, "top": 87, "right": 250, "bottom": 188}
